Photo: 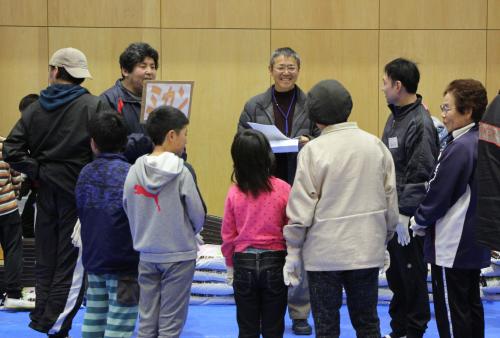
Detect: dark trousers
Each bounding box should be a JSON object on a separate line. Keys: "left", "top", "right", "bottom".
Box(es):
{"left": 0, "top": 210, "right": 23, "bottom": 298}
{"left": 431, "top": 264, "right": 484, "bottom": 338}
{"left": 386, "top": 235, "right": 430, "bottom": 337}
{"left": 308, "top": 268, "right": 380, "bottom": 338}
{"left": 21, "top": 191, "right": 36, "bottom": 238}
{"left": 233, "top": 251, "right": 288, "bottom": 338}
{"left": 29, "top": 186, "right": 85, "bottom": 337}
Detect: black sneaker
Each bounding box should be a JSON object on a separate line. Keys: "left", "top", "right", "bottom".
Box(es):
{"left": 292, "top": 319, "right": 312, "bottom": 335}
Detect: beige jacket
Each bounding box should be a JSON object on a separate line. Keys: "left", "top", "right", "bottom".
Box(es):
{"left": 284, "top": 122, "right": 398, "bottom": 271}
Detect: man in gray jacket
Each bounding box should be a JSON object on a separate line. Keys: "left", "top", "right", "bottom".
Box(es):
{"left": 238, "top": 47, "right": 318, "bottom": 335}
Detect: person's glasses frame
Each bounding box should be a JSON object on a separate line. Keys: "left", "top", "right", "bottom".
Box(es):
{"left": 273, "top": 65, "right": 298, "bottom": 73}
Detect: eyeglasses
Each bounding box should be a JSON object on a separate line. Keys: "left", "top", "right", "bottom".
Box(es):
{"left": 273, "top": 65, "right": 298, "bottom": 73}
{"left": 440, "top": 104, "right": 454, "bottom": 114}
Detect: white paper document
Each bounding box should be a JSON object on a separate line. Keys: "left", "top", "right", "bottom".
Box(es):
{"left": 247, "top": 122, "right": 299, "bottom": 153}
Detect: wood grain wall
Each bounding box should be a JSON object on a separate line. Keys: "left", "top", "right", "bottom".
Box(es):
{"left": 1, "top": 0, "right": 498, "bottom": 216}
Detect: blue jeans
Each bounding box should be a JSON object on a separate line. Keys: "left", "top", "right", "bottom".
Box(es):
{"left": 233, "top": 251, "right": 287, "bottom": 338}
{"left": 308, "top": 268, "right": 380, "bottom": 338}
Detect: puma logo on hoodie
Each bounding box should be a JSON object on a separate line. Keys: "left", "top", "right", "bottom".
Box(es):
{"left": 134, "top": 184, "right": 161, "bottom": 211}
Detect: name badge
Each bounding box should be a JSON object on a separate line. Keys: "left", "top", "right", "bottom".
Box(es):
{"left": 388, "top": 137, "right": 398, "bottom": 149}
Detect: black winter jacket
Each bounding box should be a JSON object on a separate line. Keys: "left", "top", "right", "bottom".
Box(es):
{"left": 238, "top": 85, "right": 320, "bottom": 183}
{"left": 382, "top": 95, "right": 439, "bottom": 217}
{"left": 3, "top": 92, "right": 104, "bottom": 196}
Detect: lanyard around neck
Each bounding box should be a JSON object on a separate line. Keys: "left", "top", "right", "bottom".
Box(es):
{"left": 272, "top": 87, "right": 296, "bottom": 136}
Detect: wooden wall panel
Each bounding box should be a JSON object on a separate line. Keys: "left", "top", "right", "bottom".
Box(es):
{"left": 272, "top": 30, "right": 380, "bottom": 135}
{"left": 48, "top": 28, "right": 161, "bottom": 96}
{"left": 379, "top": 30, "right": 487, "bottom": 133}
{"left": 48, "top": 0, "right": 161, "bottom": 27}
{"left": 162, "top": 0, "right": 270, "bottom": 28}
{"left": 0, "top": 27, "right": 48, "bottom": 136}
{"left": 271, "top": 0, "right": 378, "bottom": 29}
{"left": 162, "top": 29, "right": 270, "bottom": 215}
{"left": 0, "top": 0, "right": 47, "bottom": 26}
{"left": 380, "top": 0, "right": 487, "bottom": 29}
{"left": 487, "top": 30, "right": 500, "bottom": 97}
{"left": 488, "top": 0, "right": 500, "bottom": 29}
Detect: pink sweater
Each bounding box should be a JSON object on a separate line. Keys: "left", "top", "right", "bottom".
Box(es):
{"left": 221, "top": 177, "right": 290, "bottom": 267}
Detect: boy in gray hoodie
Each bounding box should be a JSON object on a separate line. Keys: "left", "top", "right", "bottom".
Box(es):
{"left": 123, "top": 106, "right": 206, "bottom": 338}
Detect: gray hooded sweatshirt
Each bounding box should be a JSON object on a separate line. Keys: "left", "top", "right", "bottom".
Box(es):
{"left": 123, "top": 152, "right": 206, "bottom": 263}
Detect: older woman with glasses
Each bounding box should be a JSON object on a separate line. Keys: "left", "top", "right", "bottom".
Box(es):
{"left": 410, "top": 79, "right": 491, "bottom": 338}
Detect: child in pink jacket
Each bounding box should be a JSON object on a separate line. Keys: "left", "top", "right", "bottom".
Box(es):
{"left": 221, "top": 129, "right": 290, "bottom": 337}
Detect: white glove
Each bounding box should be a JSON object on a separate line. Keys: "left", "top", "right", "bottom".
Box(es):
{"left": 379, "top": 250, "right": 391, "bottom": 274}
{"left": 71, "top": 219, "right": 82, "bottom": 248}
{"left": 410, "top": 217, "right": 426, "bottom": 237}
{"left": 396, "top": 214, "right": 411, "bottom": 246}
{"left": 226, "top": 266, "right": 234, "bottom": 286}
{"left": 283, "top": 253, "right": 302, "bottom": 287}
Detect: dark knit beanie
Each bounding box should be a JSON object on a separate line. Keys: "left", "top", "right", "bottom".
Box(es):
{"left": 307, "top": 79, "right": 353, "bottom": 125}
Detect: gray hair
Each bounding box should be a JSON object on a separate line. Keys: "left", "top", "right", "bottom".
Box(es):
{"left": 269, "top": 47, "right": 301, "bottom": 69}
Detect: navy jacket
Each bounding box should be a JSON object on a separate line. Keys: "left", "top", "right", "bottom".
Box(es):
{"left": 382, "top": 95, "right": 439, "bottom": 216}
{"left": 75, "top": 153, "right": 139, "bottom": 275}
{"left": 414, "top": 124, "right": 490, "bottom": 269}
{"left": 100, "top": 80, "right": 153, "bottom": 163}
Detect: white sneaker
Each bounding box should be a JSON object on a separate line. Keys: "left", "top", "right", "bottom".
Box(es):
{"left": 3, "top": 296, "right": 35, "bottom": 309}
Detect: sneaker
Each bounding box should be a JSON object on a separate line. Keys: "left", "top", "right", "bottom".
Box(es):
{"left": 3, "top": 296, "right": 35, "bottom": 310}
{"left": 383, "top": 334, "right": 407, "bottom": 338}
{"left": 292, "top": 319, "right": 312, "bottom": 335}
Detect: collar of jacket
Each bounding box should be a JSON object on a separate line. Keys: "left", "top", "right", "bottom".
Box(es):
{"left": 451, "top": 122, "right": 477, "bottom": 140}
{"left": 96, "top": 152, "right": 129, "bottom": 162}
{"left": 321, "top": 122, "right": 358, "bottom": 135}
{"left": 388, "top": 94, "right": 423, "bottom": 118}
{"left": 256, "top": 85, "right": 307, "bottom": 134}
{"left": 115, "top": 79, "right": 142, "bottom": 103}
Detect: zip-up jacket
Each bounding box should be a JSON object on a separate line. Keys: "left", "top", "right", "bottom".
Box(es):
{"left": 0, "top": 136, "right": 21, "bottom": 216}
{"left": 382, "top": 95, "right": 439, "bottom": 217}
{"left": 414, "top": 124, "right": 490, "bottom": 269}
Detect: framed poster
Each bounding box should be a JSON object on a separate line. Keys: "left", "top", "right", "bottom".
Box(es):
{"left": 140, "top": 80, "right": 194, "bottom": 122}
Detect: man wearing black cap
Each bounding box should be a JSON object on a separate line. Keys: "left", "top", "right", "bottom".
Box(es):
{"left": 284, "top": 79, "right": 398, "bottom": 338}
{"left": 3, "top": 47, "right": 105, "bottom": 338}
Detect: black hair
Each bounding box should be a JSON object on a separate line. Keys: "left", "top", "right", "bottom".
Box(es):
{"left": 146, "top": 106, "right": 189, "bottom": 146}
{"left": 384, "top": 58, "right": 420, "bottom": 94}
{"left": 19, "top": 93, "right": 39, "bottom": 112}
{"left": 51, "top": 66, "right": 84, "bottom": 85}
{"left": 231, "top": 129, "right": 275, "bottom": 197}
{"left": 270, "top": 47, "right": 301, "bottom": 69}
{"left": 119, "top": 42, "right": 159, "bottom": 75}
{"left": 88, "top": 110, "right": 128, "bottom": 153}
